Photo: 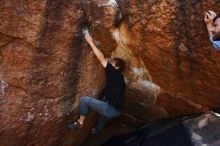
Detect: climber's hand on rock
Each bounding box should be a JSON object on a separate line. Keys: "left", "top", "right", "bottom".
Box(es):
{"left": 204, "top": 10, "right": 216, "bottom": 25}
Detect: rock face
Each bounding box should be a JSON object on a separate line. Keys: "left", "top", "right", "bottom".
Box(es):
{"left": 184, "top": 111, "right": 220, "bottom": 145}
{"left": 115, "top": 0, "right": 220, "bottom": 120}
{"left": 0, "top": 1, "right": 104, "bottom": 145}
{"left": 0, "top": 0, "right": 220, "bottom": 145}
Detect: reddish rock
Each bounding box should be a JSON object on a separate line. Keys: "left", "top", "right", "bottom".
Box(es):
{"left": 117, "top": 0, "right": 220, "bottom": 119}
{"left": 0, "top": 1, "right": 104, "bottom": 145}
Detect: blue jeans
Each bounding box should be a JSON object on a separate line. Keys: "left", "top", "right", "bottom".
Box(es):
{"left": 79, "top": 96, "right": 121, "bottom": 132}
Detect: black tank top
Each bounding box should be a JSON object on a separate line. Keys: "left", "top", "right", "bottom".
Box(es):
{"left": 104, "top": 63, "right": 125, "bottom": 110}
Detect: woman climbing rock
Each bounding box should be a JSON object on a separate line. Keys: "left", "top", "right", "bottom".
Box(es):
{"left": 68, "top": 28, "right": 126, "bottom": 133}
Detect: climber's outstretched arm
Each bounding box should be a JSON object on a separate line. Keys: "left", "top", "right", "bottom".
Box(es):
{"left": 84, "top": 33, "right": 107, "bottom": 68}
{"left": 204, "top": 10, "right": 216, "bottom": 38}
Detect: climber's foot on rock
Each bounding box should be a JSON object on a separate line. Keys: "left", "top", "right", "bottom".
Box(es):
{"left": 91, "top": 127, "right": 96, "bottom": 134}
{"left": 68, "top": 121, "right": 83, "bottom": 130}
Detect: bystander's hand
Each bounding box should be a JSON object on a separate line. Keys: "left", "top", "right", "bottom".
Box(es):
{"left": 204, "top": 10, "right": 216, "bottom": 25}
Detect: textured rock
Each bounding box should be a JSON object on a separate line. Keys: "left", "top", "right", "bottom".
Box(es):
{"left": 184, "top": 111, "right": 220, "bottom": 145}
{"left": 1, "top": 0, "right": 220, "bottom": 145}
{"left": 116, "top": 0, "right": 220, "bottom": 119}
{"left": 102, "top": 111, "right": 220, "bottom": 146}
{"left": 0, "top": 0, "right": 104, "bottom": 145}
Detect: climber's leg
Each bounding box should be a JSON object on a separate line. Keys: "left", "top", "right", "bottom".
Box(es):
{"left": 68, "top": 96, "right": 120, "bottom": 130}
{"left": 95, "top": 115, "right": 111, "bottom": 133}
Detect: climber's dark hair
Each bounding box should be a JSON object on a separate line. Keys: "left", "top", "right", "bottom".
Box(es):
{"left": 213, "top": 14, "right": 220, "bottom": 23}
{"left": 113, "top": 58, "right": 125, "bottom": 72}
{"left": 114, "top": 9, "right": 123, "bottom": 27}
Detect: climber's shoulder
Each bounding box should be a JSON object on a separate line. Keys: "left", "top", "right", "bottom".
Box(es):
{"left": 101, "top": 58, "right": 108, "bottom": 68}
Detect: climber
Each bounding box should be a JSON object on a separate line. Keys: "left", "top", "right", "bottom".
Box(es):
{"left": 68, "top": 28, "right": 126, "bottom": 134}
{"left": 204, "top": 10, "right": 220, "bottom": 50}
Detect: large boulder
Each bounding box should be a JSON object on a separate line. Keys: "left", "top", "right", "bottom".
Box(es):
{"left": 103, "top": 111, "right": 220, "bottom": 146}
{"left": 0, "top": 0, "right": 104, "bottom": 145}
{"left": 117, "top": 0, "right": 220, "bottom": 119}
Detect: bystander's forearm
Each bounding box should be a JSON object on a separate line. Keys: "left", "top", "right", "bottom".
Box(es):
{"left": 206, "top": 24, "right": 213, "bottom": 38}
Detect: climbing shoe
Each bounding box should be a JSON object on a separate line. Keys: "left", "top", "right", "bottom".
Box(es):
{"left": 68, "top": 121, "right": 83, "bottom": 130}
{"left": 91, "top": 127, "right": 96, "bottom": 134}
